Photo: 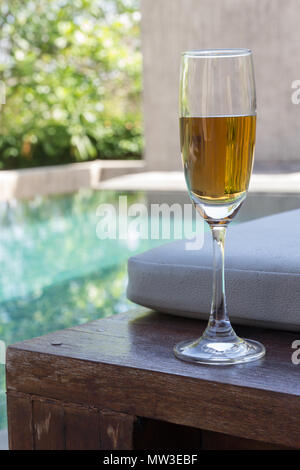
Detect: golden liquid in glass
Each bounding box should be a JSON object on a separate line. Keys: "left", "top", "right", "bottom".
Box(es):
{"left": 180, "top": 115, "right": 256, "bottom": 203}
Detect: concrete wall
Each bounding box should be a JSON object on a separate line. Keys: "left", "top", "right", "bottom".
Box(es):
{"left": 141, "top": 0, "right": 300, "bottom": 170}
{"left": 0, "top": 160, "right": 144, "bottom": 201}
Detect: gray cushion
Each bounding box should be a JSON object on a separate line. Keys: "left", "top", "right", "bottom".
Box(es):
{"left": 127, "top": 208, "right": 300, "bottom": 332}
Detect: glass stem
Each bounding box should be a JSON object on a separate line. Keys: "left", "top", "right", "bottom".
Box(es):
{"left": 203, "top": 225, "right": 237, "bottom": 341}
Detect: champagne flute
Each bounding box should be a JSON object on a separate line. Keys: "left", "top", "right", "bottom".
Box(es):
{"left": 174, "top": 49, "right": 265, "bottom": 365}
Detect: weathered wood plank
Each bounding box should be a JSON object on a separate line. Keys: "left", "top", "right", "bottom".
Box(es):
{"left": 6, "top": 309, "right": 300, "bottom": 395}
{"left": 7, "top": 393, "right": 33, "bottom": 450}
{"left": 99, "top": 410, "right": 135, "bottom": 450}
{"left": 6, "top": 308, "right": 300, "bottom": 448}
{"left": 33, "top": 400, "right": 64, "bottom": 450}
{"left": 6, "top": 347, "right": 300, "bottom": 448}
{"left": 64, "top": 405, "right": 100, "bottom": 450}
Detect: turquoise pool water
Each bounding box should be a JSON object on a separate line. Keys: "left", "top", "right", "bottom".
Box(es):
{"left": 1, "top": 188, "right": 300, "bottom": 431}
{"left": 0, "top": 188, "right": 197, "bottom": 429}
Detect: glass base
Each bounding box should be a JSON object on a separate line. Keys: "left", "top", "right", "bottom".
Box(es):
{"left": 174, "top": 335, "right": 265, "bottom": 365}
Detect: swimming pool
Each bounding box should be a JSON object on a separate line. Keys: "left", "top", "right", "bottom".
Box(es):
{"left": 1, "top": 188, "right": 300, "bottom": 433}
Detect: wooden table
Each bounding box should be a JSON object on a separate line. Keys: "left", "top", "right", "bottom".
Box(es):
{"left": 6, "top": 308, "right": 300, "bottom": 450}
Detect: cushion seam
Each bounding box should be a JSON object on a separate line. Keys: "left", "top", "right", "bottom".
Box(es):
{"left": 129, "top": 257, "right": 300, "bottom": 277}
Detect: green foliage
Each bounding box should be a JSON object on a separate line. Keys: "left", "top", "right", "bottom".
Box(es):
{"left": 0, "top": 0, "right": 143, "bottom": 169}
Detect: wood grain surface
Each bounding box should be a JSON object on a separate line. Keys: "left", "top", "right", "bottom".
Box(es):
{"left": 6, "top": 308, "right": 300, "bottom": 449}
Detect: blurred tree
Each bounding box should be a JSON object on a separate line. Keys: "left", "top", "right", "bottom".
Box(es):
{"left": 0, "top": 0, "right": 143, "bottom": 169}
